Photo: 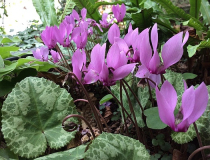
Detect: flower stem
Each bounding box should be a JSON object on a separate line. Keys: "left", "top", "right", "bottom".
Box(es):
{"left": 68, "top": 72, "right": 104, "bottom": 133}
{"left": 121, "top": 80, "right": 143, "bottom": 143}
{"left": 193, "top": 122, "right": 206, "bottom": 160}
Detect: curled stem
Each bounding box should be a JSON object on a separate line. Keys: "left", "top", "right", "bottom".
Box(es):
{"left": 62, "top": 114, "right": 96, "bottom": 138}
{"left": 74, "top": 99, "right": 111, "bottom": 133}
{"left": 188, "top": 145, "right": 210, "bottom": 160}
{"left": 68, "top": 72, "right": 104, "bottom": 133}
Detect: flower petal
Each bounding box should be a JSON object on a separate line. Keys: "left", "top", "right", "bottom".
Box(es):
{"left": 112, "top": 63, "right": 136, "bottom": 81}
{"left": 187, "top": 82, "right": 208, "bottom": 124}
{"left": 106, "top": 43, "right": 120, "bottom": 69}
{"left": 135, "top": 64, "right": 150, "bottom": 78}
{"left": 161, "top": 32, "right": 183, "bottom": 70}
{"left": 180, "top": 86, "right": 195, "bottom": 122}
{"left": 84, "top": 69, "right": 99, "bottom": 84}
{"left": 108, "top": 23, "right": 120, "bottom": 44}
{"left": 139, "top": 28, "right": 152, "bottom": 68}
{"left": 155, "top": 84, "right": 176, "bottom": 130}
{"left": 151, "top": 23, "right": 158, "bottom": 51}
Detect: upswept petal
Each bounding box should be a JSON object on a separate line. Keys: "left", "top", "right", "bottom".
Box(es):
{"left": 40, "top": 46, "right": 49, "bottom": 61}
{"left": 187, "top": 82, "right": 208, "bottom": 124}
{"left": 139, "top": 28, "right": 152, "bottom": 68}
{"left": 155, "top": 86, "right": 176, "bottom": 130}
{"left": 151, "top": 23, "right": 158, "bottom": 51}
{"left": 119, "top": 3, "right": 126, "bottom": 22}
{"left": 112, "top": 63, "right": 136, "bottom": 81}
{"left": 149, "top": 50, "right": 161, "bottom": 74}
{"left": 81, "top": 8, "right": 87, "bottom": 20}
{"left": 112, "top": 4, "right": 120, "bottom": 21}
{"left": 33, "top": 49, "right": 42, "bottom": 60}
{"left": 88, "top": 43, "right": 105, "bottom": 72}
{"left": 99, "top": 62, "right": 109, "bottom": 85}
{"left": 182, "top": 31, "right": 189, "bottom": 47}
{"left": 72, "top": 9, "right": 80, "bottom": 21}
{"left": 135, "top": 65, "right": 150, "bottom": 78}
{"left": 108, "top": 23, "right": 120, "bottom": 44}
{"left": 180, "top": 86, "right": 195, "bottom": 122}
{"left": 106, "top": 43, "right": 120, "bottom": 69}
{"left": 159, "top": 80, "right": 177, "bottom": 108}
{"left": 50, "top": 50, "right": 61, "bottom": 63}
{"left": 128, "top": 23, "right": 133, "bottom": 33}
{"left": 161, "top": 32, "right": 183, "bottom": 70}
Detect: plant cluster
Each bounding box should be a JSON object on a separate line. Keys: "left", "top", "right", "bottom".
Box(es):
{"left": 1, "top": 0, "right": 210, "bottom": 159}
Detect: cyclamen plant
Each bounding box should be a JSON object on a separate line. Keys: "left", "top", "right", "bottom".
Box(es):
{"left": 27, "top": 3, "right": 210, "bottom": 160}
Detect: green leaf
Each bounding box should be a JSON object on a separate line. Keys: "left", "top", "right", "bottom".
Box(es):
{"left": 183, "top": 18, "right": 204, "bottom": 31}
{"left": 131, "top": 8, "right": 153, "bottom": 31}
{"left": 72, "top": 0, "right": 101, "bottom": 21}
{"left": 187, "top": 39, "right": 210, "bottom": 57}
{"left": 151, "top": 0, "right": 204, "bottom": 29}
{"left": 85, "top": 132, "right": 150, "bottom": 160}
{"left": 187, "top": 44, "right": 199, "bottom": 57}
{"left": 1, "top": 38, "right": 13, "bottom": 44}
{"left": 0, "top": 80, "right": 15, "bottom": 97}
{"left": 59, "top": 0, "right": 75, "bottom": 23}
{"left": 0, "top": 62, "right": 18, "bottom": 79}
{"left": 0, "top": 55, "right": 4, "bottom": 68}
{"left": 34, "top": 145, "right": 86, "bottom": 160}
{"left": 189, "top": 0, "right": 201, "bottom": 19}
{"left": 201, "top": 0, "right": 210, "bottom": 25}
{"left": 1, "top": 77, "right": 78, "bottom": 158}
{"left": 144, "top": 107, "right": 167, "bottom": 129}
{"left": 0, "top": 46, "right": 19, "bottom": 59}
{"left": 32, "top": 0, "right": 58, "bottom": 26}
{"left": 99, "top": 94, "right": 113, "bottom": 105}
{"left": 182, "top": 73, "right": 197, "bottom": 80}
{"left": 0, "top": 148, "right": 19, "bottom": 160}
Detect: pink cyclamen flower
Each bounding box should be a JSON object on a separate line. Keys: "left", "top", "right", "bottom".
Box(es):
{"left": 72, "top": 49, "right": 86, "bottom": 81}
{"left": 156, "top": 80, "right": 208, "bottom": 132}
{"left": 112, "top": 3, "right": 126, "bottom": 22}
{"left": 41, "top": 26, "right": 58, "bottom": 49}
{"left": 50, "top": 50, "right": 61, "bottom": 63}
{"left": 99, "top": 13, "right": 113, "bottom": 28}
{"left": 108, "top": 23, "right": 120, "bottom": 44}
{"left": 84, "top": 42, "right": 136, "bottom": 86}
{"left": 71, "top": 27, "right": 88, "bottom": 49}
{"left": 32, "top": 46, "right": 49, "bottom": 61}
{"left": 135, "top": 23, "right": 189, "bottom": 86}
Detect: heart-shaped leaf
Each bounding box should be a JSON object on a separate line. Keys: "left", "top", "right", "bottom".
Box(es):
{"left": 85, "top": 132, "right": 150, "bottom": 160}
{"left": 2, "top": 77, "right": 78, "bottom": 158}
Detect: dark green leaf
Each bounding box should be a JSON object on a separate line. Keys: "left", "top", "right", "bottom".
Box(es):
{"left": 99, "top": 94, "right": 113, "bottom": 105}
{"left": 201, "top": 0, "right": 210, "bottom": 25}
{"left": 182, "top": 73, "right": 197, "bottom": 80}
{"left": 144, "top": 107, "right": 167, "bottom": 129}
{"left": 0, "top": 148, "right": 19, "bottom": 160}
{"left": 189, "top": 0, "right": 201, "bottom": 19}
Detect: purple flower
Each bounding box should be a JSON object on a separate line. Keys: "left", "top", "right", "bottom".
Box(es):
{"left": 99, "top": 13, "right": 113, "bottom": 28}
{"left": 32, "top": 46, "right": 49, "bottom": 61}
{"left": 135, "top": 23, "right": 189, "bottom": 86}
{"left": 41, "top": 26, "right": 58, "bottom": 49}
{"left": 72, "top": 49, "right": 86, "bottom": 81}
{"left": 108, "top": 23, "right": 120, "bottom": 44}
{"left": 156, "top": 80, "right": 208, "bottom": 132}
{"left": 55, "top": 22, "right": 73, "bottom": 47}
{"left": 84, "top": 42, "right": 136, "bottom": 86}
{"left": 50, "top": 50, "right": 61, "bottom": 63}
{"left": 71, "top": 27, "right": 88, "bottom": 49}
{"left": 112, "top": 3, "right": 126, "bottom": 22}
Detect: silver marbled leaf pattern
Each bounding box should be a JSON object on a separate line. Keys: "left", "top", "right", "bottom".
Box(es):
{"left": 1, "top": 77, "right": 78, "bottom": 158}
